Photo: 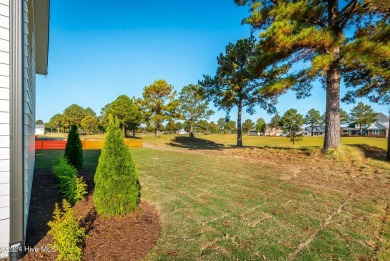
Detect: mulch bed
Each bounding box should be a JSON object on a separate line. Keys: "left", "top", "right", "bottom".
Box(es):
{"left": 23, "top": 168, "right": 161, "bottom": 261}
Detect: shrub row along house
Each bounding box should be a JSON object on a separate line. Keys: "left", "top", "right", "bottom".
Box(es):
{"left": 0, "top": 0, "right": 50, "bottom": 259}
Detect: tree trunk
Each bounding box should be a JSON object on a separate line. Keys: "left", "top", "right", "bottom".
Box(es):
{"left": 122, "top": 125, "right": 126, "bottom": 137}
{"left": 237, "top": 99, "right": 243, "bottom": 147}
{"left": 387, "top": 112, "right": 390, "bottom": 161}
{"left": 323, "top": 0, "right": 341, "bottom": 150}
{"left": 323, "top": 60, "right": 341, "bottom": 150}
{"left": 133, "top": 129, "right": 136, "bottom": 137}
{"left": 190, "top": 121, "right": 194, "bottom": 137}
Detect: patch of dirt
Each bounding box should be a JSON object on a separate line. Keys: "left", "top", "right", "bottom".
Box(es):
{"left": 23, "top": 168, "right": 161, "bottom": 261}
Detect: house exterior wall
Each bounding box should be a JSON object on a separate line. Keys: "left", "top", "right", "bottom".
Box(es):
{"left": 0, "top": 0, "right": 10, "bottom": 258}
{"left": 23, "top": 0, "right": 35, "bottom": 236}
{"left": 368, "top": 130, "right": 387, "bottom": 137}
{"left": 0, "top": 0, "right": 37, "bottom": 257}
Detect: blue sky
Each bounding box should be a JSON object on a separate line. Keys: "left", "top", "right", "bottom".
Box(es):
{"left": 36, "top": 0, "right": 389, "bottom": 124}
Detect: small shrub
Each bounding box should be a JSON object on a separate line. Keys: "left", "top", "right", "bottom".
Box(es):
{"left": 94, "top": 119, "right": 140, "bottom": 218}
{"left": 65, "top": 125, "right": 83, "bottom": 169}
{"left": 52, "top": 158, "right": 87, "bottom": 204}
{"left": 48, "top": 199, "right": 85, "bottom": 261}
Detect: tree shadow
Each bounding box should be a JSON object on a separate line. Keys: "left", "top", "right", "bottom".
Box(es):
{"left": 350, "top": 144, "right": 388, "bottom": 161}
{"left": 166, "top": 136, "right": 227, "bottom": 150}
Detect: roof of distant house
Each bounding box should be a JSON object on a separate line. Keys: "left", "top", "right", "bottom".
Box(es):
{"left": 376, "top": 112, "right": 389, "bottom": 123}
{"left": 36, "top": 124, "right": 45, "bottom": 128}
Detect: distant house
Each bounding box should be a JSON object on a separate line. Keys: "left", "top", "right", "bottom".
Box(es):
{"left": 303, "top": 126, "right": 325, "bottom": 136}
{"left": 366, "top": 113, "right": 389, "bottom": 138}
{"left": 248, "top": 129, "right": 260, "bottom": 136}
{"left": 265, "top": 126, "right": 283, "bottom": 136}
{"left": 176, "top": 128, "right": 188, "bottom": 135}
{"left": 0, "top": 1, "right": 50, "bottom": 259}
{"left": 35, "top": 124, "right": 45, "bottom": 135}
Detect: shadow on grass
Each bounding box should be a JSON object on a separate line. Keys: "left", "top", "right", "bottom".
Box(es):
{"left": 167, "top": 136, "right": 227, "bottom": 150}
{"left": 350, "top": 144, "right": 388, "bottom": 161}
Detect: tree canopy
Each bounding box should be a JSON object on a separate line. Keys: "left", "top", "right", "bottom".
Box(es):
{"left": 63, "top": 104, "right": 86, "bottom": 129}
{"left": 349, "top": 102, "right": 377, "bottom": 134}
{"left": 280, "top": 109, "right": 304, "bottom": 145}
{"left": 304, "top": 109, "right": 323, "bottom": 136}
{"left": 179, "top": 84, "right": 214, "bottom": 137}
{"left": 142, "top": 79, "right": 180, "bottom": 135}
{"left": 235, "top": 0, "right": 390, "bottom": 150}
{"left": 200, "top": 37, "right": 278, "bottom": 147}
{"left": 108, "top": 95, "right": 142, "bottom": 137}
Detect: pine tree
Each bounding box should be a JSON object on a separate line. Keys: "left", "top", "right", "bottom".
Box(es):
{"left": 235, "top": 0, "right": 389, "bottom": 150}
{"left": 94, "top": 120, "right": 140, "bottom": 217}
{"left": 64, "top": 125, "right": 83, "bottom": 170}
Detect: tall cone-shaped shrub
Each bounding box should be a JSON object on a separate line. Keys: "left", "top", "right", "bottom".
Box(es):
{"left": 94, "top": 120, "right": 140, "bottom": 217}
{"left": 64, "top": 125, "right": 83, "bottom": 170}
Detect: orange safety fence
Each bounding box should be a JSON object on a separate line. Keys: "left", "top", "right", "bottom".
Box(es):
{"left": 35, "top": 139, "right": 142, "bottom": 150}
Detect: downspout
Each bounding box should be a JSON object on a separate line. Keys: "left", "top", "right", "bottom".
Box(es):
{"left": 9, "top": 0, "right": 25, "bottom": 259}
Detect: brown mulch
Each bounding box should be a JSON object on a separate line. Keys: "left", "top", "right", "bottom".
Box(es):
{"left": 23, "top": 168, "right": 161, "bottom": 261}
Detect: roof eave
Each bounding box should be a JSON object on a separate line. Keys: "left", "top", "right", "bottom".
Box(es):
{"left": 34, "top": 0, "right": 50, "bottom": 75}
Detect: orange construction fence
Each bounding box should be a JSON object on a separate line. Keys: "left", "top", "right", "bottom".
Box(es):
{"left": 35, "top": 139, "right": 142, "bottom": 150}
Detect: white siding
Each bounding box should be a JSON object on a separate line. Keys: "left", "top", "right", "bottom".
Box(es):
{"left": 23, "top": 0, "right": 36, "bottom": 235}
{"left": 0, "top": 219, "right": 9, "bottom": 259}
{"left": 0, "top": 0, "right": 9, "bottom": 256}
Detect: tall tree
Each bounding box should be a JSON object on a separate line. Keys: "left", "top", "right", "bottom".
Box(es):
{"left": 217, "top": 118, "right": 226, "bottom": 134}
{"left": 304, "top": 109, "right": 323, "bottom": 136}
{"left": 209, "top": 121, "right": 219, "bottom": 134}
{"left": 108, "top": 95, "right": 142, "bottom": 137}
{"left": 179, "top": 84, "right": 214, "bottom": 137}
{"left": 235, "top": 0, "right": 389, "bottom": 150}
{"left": 255, "top": 118, "right": 266, "bottom": 134}
{"left": 200, "top": 37, "right": 278, "bottom": 147}
{"left": 242, "top": 119, "right": 255, "bottom": 133}
{"left": 195, "top": 120, "right": 210, "bottom": 134}
{"left": 63, "top": 104, "right": 86, "bottom": 130}
{"left": 35, "top": 119, "right": 44, "bottom": 125}
{"left": 84, "top": 107, "right": 96, "bottom": 117}
{"left": 340, "top": 10, "right": 390, "bottom": 159}
{"left": 280, "top": 109, "right": 304, "bottom": 145}
{"left": 340, "top": 108, "right": 350, "bottom": 125}
{"left": 142, "top": 79, "right": 180, "bottom": 136}
{"left": 225, "top": 120, "right": 237, "bottom": 134}
{"left": 49, "top": 113, "right": 64, "bottom": 133}
{"left": 349, "top": 102, "right": 377, "bottom": 135}
{"left": 81, "top": 115, "right": 99, "bottom": 134}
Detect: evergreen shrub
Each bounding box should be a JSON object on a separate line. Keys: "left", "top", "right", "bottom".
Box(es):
{"left": 94, "top": 120, "right": 140, "bottom": 217}
{"left": 64, "top": 125, "right": 83, "bottom": 169}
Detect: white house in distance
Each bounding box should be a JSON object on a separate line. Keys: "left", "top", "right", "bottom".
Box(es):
{"left": 0, "top": 0, "right": 49, "bottom": 259}
{"left": 35, "top": 124, "right": 45, "bottom": 135}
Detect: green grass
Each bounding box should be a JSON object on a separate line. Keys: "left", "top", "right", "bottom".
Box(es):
{"left": 35, "top": 150, "right": 101, "bottom": 174}
{"left": 141, "top": 133, "right": 388, "bottom": 150}
{"left": 35, "top": 138, "right": 390, "bottom": 260}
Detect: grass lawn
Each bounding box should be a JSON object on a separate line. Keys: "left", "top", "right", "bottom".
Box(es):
{"left": 35, "top": 138, "right": 390, "bottom": 260}
{"left": 142, "top": 133, "right": 388, "bottom": 150}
